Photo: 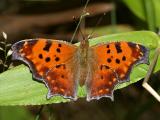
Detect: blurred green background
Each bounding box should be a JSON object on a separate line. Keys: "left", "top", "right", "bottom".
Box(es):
{"left": 0, "top": 0, "right": 160, "bottom": 120}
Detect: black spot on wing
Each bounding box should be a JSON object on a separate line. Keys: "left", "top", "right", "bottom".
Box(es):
{"left": 106, "top": 45, "right": 110, "bottom": 48}
{"left": 107, "top": 49, "right": 110, "bottom": 53}
{"left": 39, "top": 54, "right": 43, "bottom": 59}
{"left": 100, "top": 65, "right": 110, "bottom": 70}
{"left": 58, "top": 44, "right": 62, "bottom": 47}
{"left": 45, "top": 57, "right": 51, "bottom": 62}
{"left": 56, "top": 64, "right": 61, "bottom": 68}
{"left": 122, "top": 56, "right": 126, "bottom": 61}
{"left": 55, "top": 64, "right": 66, "bottom": 69}
{"left": 43, "top": 40, "right": 52, "bottom": 52}
{"left": 115, "top": 58, "right": 120, "bottom": 64}
{"left": 56, "top": 48, "right": 61, "bottom": 53}
{"left": 115, "top": 42, "right": 122, "bottom": 53}
{"left": 107, "top": 58, "right": 112, "bottom": 63}
{"left": 55, "top": 57, "right": 60, "bottom": 62}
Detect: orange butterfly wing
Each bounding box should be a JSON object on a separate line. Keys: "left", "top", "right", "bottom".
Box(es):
{"left": 87, "top": 41, "right": 149, "bottom": 101}
{"left": 12, "top": 39, "right": 78, "bottom": 100}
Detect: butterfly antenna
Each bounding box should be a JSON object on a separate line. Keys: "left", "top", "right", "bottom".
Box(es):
{"left": 79, "top": 20, "right": 86, "bottom": 41}
{"left": 88, "top": 12, "right": 106, "bottom": 39}
{"left": 70, "top": 0, "right": 90, "bottom": 43}
{"left": 73, "top": 16, "right": 86, "bottom": 41}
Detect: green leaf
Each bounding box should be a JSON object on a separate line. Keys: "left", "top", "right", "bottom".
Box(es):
{"left": 0, "top": 31, "right": 160, "bottom": 105}
{"left": 0, "top": 106, "right": 34, "bottom": 120}
{"left": 86, "top": 24, "right": 134, "bottom": 36}
{"left": 122, "top": 0, "right": 160, "bottom": 28}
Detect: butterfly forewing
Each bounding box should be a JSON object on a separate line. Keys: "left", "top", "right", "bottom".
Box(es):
{"left": 87, "top": 41, "right": 149, "bottom": 101}
{"left": 12, "top": 39, "right": 79, "bottom": 100}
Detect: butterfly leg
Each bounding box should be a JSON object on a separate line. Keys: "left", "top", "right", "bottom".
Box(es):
{"left": 142, "top": 47, "right": 160, "bottom": 102}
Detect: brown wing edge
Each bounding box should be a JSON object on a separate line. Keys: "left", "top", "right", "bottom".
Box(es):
{"left": 44, "top": 63, "right": 79, "bottom": 101}
{"left": 45, "top": 79, "right": 78, "bottom": 101}
{"left": 46, "top": 89, "right": 78, "bottom": 101}
{"left": 11, "top": 39, "right": 44, "bottom": 81}
{"left": 86, "top": 65, "right": 118, "bottom": 102}
{"left": 117, "top": 43, "right": 150, "bottom": 84}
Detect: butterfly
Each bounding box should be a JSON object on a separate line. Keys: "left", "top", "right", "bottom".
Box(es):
{"left": 11, "top": 38, "right": 149, "bottom": 101}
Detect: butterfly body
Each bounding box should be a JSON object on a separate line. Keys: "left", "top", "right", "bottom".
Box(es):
{"left": 78, "top": 39, "right": 89, "bottom": 85}
{"left": 12, "top": 38, "right": 149, "bottom": 101}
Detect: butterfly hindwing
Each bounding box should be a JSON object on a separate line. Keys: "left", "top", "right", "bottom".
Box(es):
{"left": 87, "top": 41, "right": 149, "bottom": 101}
{"left": 12, "top": 39, "right": 79, "bottom": 100}
{"left": 44, "top": 57, "right": 79, "bottom": 100}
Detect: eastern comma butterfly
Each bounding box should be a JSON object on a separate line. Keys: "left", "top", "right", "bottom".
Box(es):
{"left": 11, "top": 38, "right": 149, "bottom": 101}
